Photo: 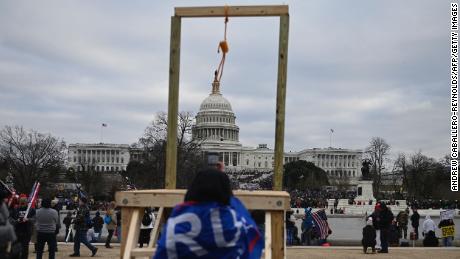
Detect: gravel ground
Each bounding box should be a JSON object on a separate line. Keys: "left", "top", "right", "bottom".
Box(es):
{"left": 28, "top": 244, "right": 460, "bottom": 259}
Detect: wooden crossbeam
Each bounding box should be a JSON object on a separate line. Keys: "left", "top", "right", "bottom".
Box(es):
{"left": 116, "top": 189, "right": 290, "bottom": 210}
{"left": 175, "top": 5, "right": 288, "bottom": 17}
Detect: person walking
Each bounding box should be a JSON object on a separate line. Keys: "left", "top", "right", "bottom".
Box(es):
{"left": 378, "top": 202, "right": 394, "bottom": 253}
{"left": 92, "top": 211, "right": 104, "bottom": 242}
{"left": 69, "top": 197, "right": 98, "bottom": 257}
{"left": 396, "top": 208, "right": 409, "bottom": 239}
{"left": 12, "top": 196, "right": 35, "bottom": 259}
{"left": 410, "top": 207, "right": 420, "bottom": 239}
{"left": 35, "top": 198, "right": 59, "bottom": 259}
{"left": 63, "top": 212, "right": 73, "bottom": 242}
{"left": 104, "top": 206, "right": 117, "bottom": 248}
{"left": 138, "top": 208, "right": 155, "bottom": 248}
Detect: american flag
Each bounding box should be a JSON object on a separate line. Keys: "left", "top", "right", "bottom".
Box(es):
{"left": 312, "top": 209, "right": 329, "bottom": 239}
{"left": 24, "top": 181, "right": 40, "bottom": 220}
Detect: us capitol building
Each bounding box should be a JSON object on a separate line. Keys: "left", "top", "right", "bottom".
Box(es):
{"left": 192, "top": 79, "right": 363, "bottom": 182}
{"left": 67, "top": 79, "right": 363, "bottom": 183}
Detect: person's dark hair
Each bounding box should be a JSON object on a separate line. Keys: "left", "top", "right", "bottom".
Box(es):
{"left": 184, "top": 169, "right": 233, "bottom": 205}
{"left": 80, "top": 197, "right": 87, "bottom": 203}
{"left": 41, "top": 198, "right": 52, "bottom": 208}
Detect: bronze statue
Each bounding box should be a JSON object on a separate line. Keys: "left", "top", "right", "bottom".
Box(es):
{"left": 361, "top": 159, "right": 372, "bottom": 180}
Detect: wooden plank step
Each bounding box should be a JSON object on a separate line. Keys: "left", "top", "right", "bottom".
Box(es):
{"left": 131, "top": 248, "right": 156, "bottom": 257}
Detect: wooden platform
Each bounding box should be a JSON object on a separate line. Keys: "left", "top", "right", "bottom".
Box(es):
{"left": 116, "top": 189, "right": 290, "bottom": 259}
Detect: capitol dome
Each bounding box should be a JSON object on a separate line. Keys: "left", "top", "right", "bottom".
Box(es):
{"left": 199, "top": 94, "right": 233, "bottom": 112}
{"left": 192, "top": 79, "right": 240, "bottom": 145}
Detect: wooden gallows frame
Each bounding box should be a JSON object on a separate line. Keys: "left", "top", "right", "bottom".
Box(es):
{"left": 116, "top": 5, "right": 290, "bottom": 259}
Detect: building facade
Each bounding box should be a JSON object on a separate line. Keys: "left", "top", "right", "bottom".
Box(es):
{"left": 67, "top": 143, "right": 130, "bottom": 172}
{"left": 67, "top": 79, "right": 364, "bottom": 183}
{"left": 192, "top": 79, "right": 364, "bottom": 182}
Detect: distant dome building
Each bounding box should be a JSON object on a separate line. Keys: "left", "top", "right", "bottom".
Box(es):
{"left": 192, "top": 78, "right": 364, "bottom": 183}
{"left": 192, "top": 79, "right": 240, "bottom": 146}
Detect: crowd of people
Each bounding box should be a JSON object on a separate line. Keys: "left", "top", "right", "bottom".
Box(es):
{"left": 289, "top": 188, "right": 357, "bottom": 208}
{"left": 407, "top": 199, "right": 460, "bottom": 210}
{"left": 226, "top": 170, "right": 273, "bottom": 190}
{"left": 364, "top": 203, "right": 456, "bottom": 252}
{"left": 0, "top": 166, "right": 458, "bottom": 259}
{"left": 0, "top": 187, "right": 133, "bottom": 259}
{"left": 0, "top": 163, "right": 266, "bottom": 259}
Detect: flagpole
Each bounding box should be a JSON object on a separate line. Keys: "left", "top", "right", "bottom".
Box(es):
{"left": 100, "top": 124, "right": 103, "bottom": 143}
{"left": 24, "top": 182, "right": 40, "bottom": 220}
{"left": 329, "top": 129, "right": 334, "bottom": 147}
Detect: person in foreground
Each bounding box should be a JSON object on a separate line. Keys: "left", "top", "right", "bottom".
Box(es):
{"left": 35, "top": 198, "right": 59, "bottom": 259}
{"left": 153, "top": 169, "right": 264, "bottom": 259}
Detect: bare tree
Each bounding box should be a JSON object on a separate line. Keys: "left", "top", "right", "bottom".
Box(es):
{"left": 129, "top": 112, "right": 205, "bottom": 189}
{"left": 0, "top": 125, "right": 66, "bottom": 192}
{"left": 139, "top": 111, "right": 201, "bottom": 149}
{"left": 366, "top": 137, "right": 390, "bottom": 196}
{"left": 408, "top": 151, "right": 432, "bottom": 197}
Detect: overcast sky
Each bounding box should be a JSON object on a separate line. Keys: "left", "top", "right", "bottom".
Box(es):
{"left": 0, "top": 0, "right": 451, "bottom": 159}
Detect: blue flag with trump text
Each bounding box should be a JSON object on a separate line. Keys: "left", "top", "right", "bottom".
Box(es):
{"left": 153, "top": 197, "right": 263, "bottom": 259}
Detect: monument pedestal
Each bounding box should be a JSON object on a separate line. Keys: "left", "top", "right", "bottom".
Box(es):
{"left": 355, "top": 180, "right": 376, "bottom": 205}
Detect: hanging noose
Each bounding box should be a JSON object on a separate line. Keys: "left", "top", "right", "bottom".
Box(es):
{"left": 214, "top": 6, "right": 229, "bottom": 83}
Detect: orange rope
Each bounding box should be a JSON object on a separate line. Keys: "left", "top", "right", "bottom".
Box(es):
{"left": 215, "top": 6, "right": 229, "bottom": 83}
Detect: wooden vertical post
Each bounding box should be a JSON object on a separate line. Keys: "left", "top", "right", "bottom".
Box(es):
{"left": 272, "top": 14, "right": 289, "bottom": 259}
{"left": 271, "top": 211, "right": 285, "bottom": 259}
{"left": 165, "top": 16, "right": 181, "bottom": 190}
{"left": 264, "top": 211, "right": 272, "bottom": 259}
{"left": 273, "top": 14, "right": 289, "bottom": 190}
{"left": 123, "top": 208, "right": 143, "bottom": 259}
{"left": 120, "top": 207, "right": 133, "bottom": 257}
